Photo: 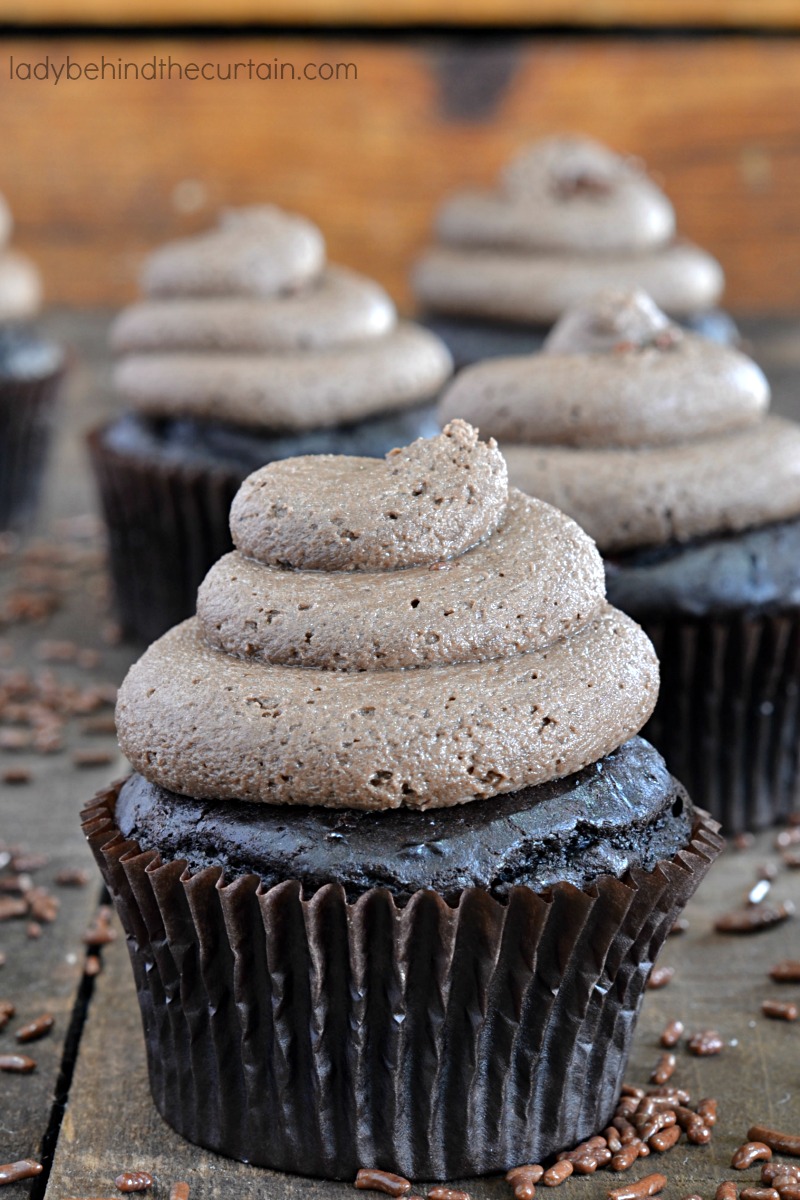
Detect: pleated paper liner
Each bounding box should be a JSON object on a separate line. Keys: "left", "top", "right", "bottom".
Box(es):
{"left": 643, "top": 613, "right": 800, "bottom": 833}
{"left": 0, "top": 367, "right": 64, "bottom": 532}
{"left": 88, "top": 427, "right": 241, "bottom": 644}
{"left": 82, "top": 783, "right": 722, "bottom": 1182}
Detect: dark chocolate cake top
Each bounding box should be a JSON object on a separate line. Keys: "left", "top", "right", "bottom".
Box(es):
{"left": 116, "top": 736, "right": 692, "bottom": 900}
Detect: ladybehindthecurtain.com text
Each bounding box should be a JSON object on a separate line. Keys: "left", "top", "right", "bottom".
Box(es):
{"left": 7, "top": 55, "right": 359, "bottom": 85}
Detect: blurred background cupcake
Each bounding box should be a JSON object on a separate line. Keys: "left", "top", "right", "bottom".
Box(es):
{"left": 440, "top": 288, "right": 800, "bottom": 831}
{"left": 0, "top": 188, "right": 65, "bottom": 532}
{"left": 89, "top": 205, "right": 452, "bottom": 644}
{"left": 413, "top": 135, "right": 731, "bottom": 368}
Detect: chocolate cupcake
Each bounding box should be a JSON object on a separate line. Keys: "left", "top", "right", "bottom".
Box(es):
{"left": 90, "top": 205, "right": 452, "bottom": 643}
{"left": 83, "top": 421, "right": 720, "bottom": 1180}
{"left": 440, "top": 289, "right": 800, "bottom": 831}
{"left": 413, "top": 135, "right": 731, "bottom": 368}
{"left": 0, "top": 189, "right": 65, "bottom": 531}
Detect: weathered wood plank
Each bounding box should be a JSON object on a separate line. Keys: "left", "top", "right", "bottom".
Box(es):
{"left": 3, "top": 38, "right": 800, "bottom": 312}
{"left": 43, "top": 830, "right": 800, "bottom": 1199}
{"left": 3, "top": 308, "right": 800, "bottom": 1198}
{"left": 0, "top": 310, "right": 136, "bottom": 1196}
{"left": 3, "top": 0, "right": 800, "bottom": 29}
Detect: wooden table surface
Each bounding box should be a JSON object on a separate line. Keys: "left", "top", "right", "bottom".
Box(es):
{"left": 1, "top": 310, "right": 799, "bottom": 1200}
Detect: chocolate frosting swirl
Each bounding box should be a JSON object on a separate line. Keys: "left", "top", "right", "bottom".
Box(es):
{"left": 116, "top": 421, "right": 659, "bottom": 810}
{"left": 413, "top": 135, "right": 724, "bottom": 322}
{"left": 0, "top": 191, "right": 41, "bottom": 322}
{"left": 112, "top": 205, "right": 452, "bottom": 429}
{"left": 440, "top": 290, "right": 800, "bottom": 552}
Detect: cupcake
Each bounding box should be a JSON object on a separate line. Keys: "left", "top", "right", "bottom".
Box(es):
{"left": 440, "top": 289, "right": 800, "bottom": 831}
{"left": 0, "top": 189, "right": 65, "bottom": 532}
{"left": 413, "top": 135, "right": 730, "bottom": 368}
{"left": 89, "top": 205, "right": 452, "bottom": 643}
{"left": 82, "top": 421, "right": 720, "bottom": 1180}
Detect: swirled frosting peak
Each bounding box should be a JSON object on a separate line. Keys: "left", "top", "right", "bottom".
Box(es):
{"left": 413, "top": 135, "right": 724, "bottom": 323}
{"left": 440, "top": 290, "right": 800, "bottom": 553}
{"left": 116, "top": 421, "right": 659, "bottom": 810}
{"left": 229, "top": 419, "right": 508, "bottom": 572}
{"left": 112, "top": 205, "right": 452, "bottom": 429}
{"left": 0, "top": 190, "right": 41, "bottom": 322}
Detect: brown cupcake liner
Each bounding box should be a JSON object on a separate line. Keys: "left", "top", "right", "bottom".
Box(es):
{"left": 82, "top": 783, "right": 722, "bottom": 1181}
{"left": 0, "top": 368, "right": 63, "bottom": 532}
{"left": 87, "top": 427, "right": 242, "bottom": 644}
{"left": 643, "top": 612, "right": 800, "bottom": 833}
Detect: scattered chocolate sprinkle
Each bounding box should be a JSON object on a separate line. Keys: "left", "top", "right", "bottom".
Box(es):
{"left": 763, "top": 1165, "right": 800, "bottom": 1185}
{"left": 776, "top": 829, "right": 800, "bottom": 849}
{"left": 355, "top": 1169, "right": 411, "bottom": 1196}
{"left": 0, "top": 897, "right": 27, "bottom": 920}
{"left": 168, "top": 1186, "right": 190, "bottom": 1200}
{"left": 80, "top": 715, "right": 117, "bottom": 736}
{"left": 428, "top": 1189, "right": 470, "bottom": 1200}
{"left": 0, "top": 1053, "right": 36, "bottom": 1072}
{"left": 740, "top": 1189, "right": 780, "bottom": 1200}
{"left": 543, "top": 1162, "right": 574, "bottom": 1186}
{"left": 688, "top": 1030, "right": 724, "bottom": 1056}
{"left": 26, "top": 921, "right": 42, "bottom": 939}
{"left": 506, "top": 1165, "right": 544, "bottom": 1200}
{"left": 715, "top": 902, "right": 795, "bottom": 934}
{"left": 71, "top": 748, "right": 115, "bottom": 769}
{"left": 762, "top": 999, "right": 798, "bottom": 1021}
{"left": 55, "top": 867, "right": 89, "bottom": 887}
{"left": 0, "top": 1159, "right": 42, "bottom": 1185}
{"left": 650, "top": 1053, "right": 676, "bottom": 1085}
{"left": 649, "top": 1126, "right": 681, "bottom": 1152}
{"left": 114, "top": 1170, "right": 153, "bottom": 1192}
{"left": 0, "top": 952, "right": 5, "bottom": 967}
{"left": 647, "top": 966, "right": 674, "bottom": 990}
{"left": 733, "top": 1143, "right": 774, "bottom": 1169}
{"left": 668, "top": 917, "right": 689, "bottom": 936}
{"left": 770, "top": 960, "right": 800, "bottom": 983}
{"left": 28, "top": 887, "right": 59, "bottom": 923}
{"left": 36, "top": 639, "right": 77, "bottom": 663}
{"left": 607, "top": 1175, "right": 666, "bottom": 1200}
{"left": 716, "top": 1184, "right": 738, "bottom": 1200}
{"left": 681, "top": 1195, "right": 703, "bottom": 1200}
{"left": 783, "top": 851, "right": 800, "bottom": 869}
{"left": 698, "top": 1098, "right": 718, "bottom": 1127}
{"left": 660, "top": 1020, "right": 684, "bottom": 1048}
{"left": 1, "top": 768, "right": 30, "bottom": 785}
{"left": 610, "top": 1144, "right": 640, "bottom": 1171}
{"left": 15, "top": 1012, "right": 53, "bottom": 1043}
{"left": 734, "top": 833, "right": 756, "bottom": 850}
{"left": 748, "top": 1127, "right": 800, "bottom": 1158}
{"left": 85, "top": 954, "right": 102, "bottom": 977}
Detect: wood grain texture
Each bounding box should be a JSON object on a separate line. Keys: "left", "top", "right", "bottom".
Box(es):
{"left": 43, "top": 828, "right": 800, "bottom": 1199}
{"left": 0, "top": 312, "right": 136, "bottom": 1198}
{"left": 2, "top": 37, "right": 800, "bottom": 313}
{"left": 0, "top": 308, "right": 798, "bottom": 1198}
{"left": 4, "top": 0, "right": 800, "bottom": 29}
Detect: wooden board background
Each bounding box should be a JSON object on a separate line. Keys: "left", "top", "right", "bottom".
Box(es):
{"left": 2, "top": 36, "right": 800, "bottom": 313}
{"left": 4, "top": 0, "right": 800, "bottom": 29}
